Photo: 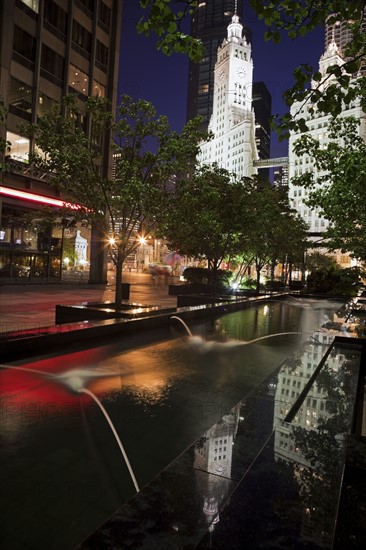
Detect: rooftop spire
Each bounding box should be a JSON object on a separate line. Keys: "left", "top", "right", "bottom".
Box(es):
{"left": 228, "top": 3, "right": 242, "bottom": 40}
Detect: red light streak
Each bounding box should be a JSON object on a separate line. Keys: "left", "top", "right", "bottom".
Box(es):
{"left": 0, "top": 186, "right": 84, "bottom": 210}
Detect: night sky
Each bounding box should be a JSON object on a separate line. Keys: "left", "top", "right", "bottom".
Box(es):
{"left": 118, "top": 1, "right": 324, "bottom": 158}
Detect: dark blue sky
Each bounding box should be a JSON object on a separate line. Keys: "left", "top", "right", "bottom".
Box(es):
{"left": 118, "top": 1, "right": 324, "bottom": 157}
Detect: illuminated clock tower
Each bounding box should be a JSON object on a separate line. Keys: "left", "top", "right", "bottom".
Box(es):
{"left": 199, "top": 10, "right": 258, "bottom": 178}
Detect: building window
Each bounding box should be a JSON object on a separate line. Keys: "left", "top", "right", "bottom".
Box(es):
{"left": 6, "top": 131, "right": 30, "bottom": 163}
{"left": 41, "top": 45, "right": 65, "bottom": 83}
{"left": 72, "top": 20, "right": 92, "bottom": 54}
{"left": 18, "top": 0, "right": 39, "bottom": 13}
{"left": 96, "top": 40, "right": 108, "bottom": 70}
{"left": 68, "top": 64, "right": 89, "bottom": 96}
{"left": 13, "top": 26, "right": 36, "bottom": 64}
{"left": 98, "top": 1, "right": 111, "bottom": 28}
{"left": 198, "top": 84, "right": 209, "bottom": 94}
{"left": 38, "top": 93, "right": 56, "bottom": 117}
{"left": 8, "top": 77, "right": 32, "bottom": 119}
{"left": 77, "top": 0, "right": 94, "bottom": 11}
{"left": 44, "top": 0, "right": 67, "bottom": 35}
{"left": 92, "top": 80, "right": 105, "bottom": 97}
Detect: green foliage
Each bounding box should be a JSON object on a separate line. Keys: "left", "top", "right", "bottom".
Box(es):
{"left": 265, "top": 280, "right": 286, "bottom": 290}
{"left": 292, "top": 117, "right": 366, "bottom": 261}
{"left": 183, "top": 266, "right": 232, "bottom": 286}
{"left": 137, "top": 0, "right": 204, "bottom": 61}
{"left": 249, "top": 0, "right": 366, "bottom": 138}
{"left": 160, "top": 164, "right": 251, "bottom": 286}
{"left": 0, "top": 96, "right": 11, "bottom": 177}
{"left": 23, "top": 94, "right": 207, "bottom": 303}
{"left": 306, "top": 266, "right": 364, "bottom": 295}
{"left": 306, "top": 252, "right": 338, "bottom": 272}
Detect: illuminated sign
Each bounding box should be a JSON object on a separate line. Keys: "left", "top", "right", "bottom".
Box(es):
{"left": 0, "top": 186, "right": 84, "bottom": 210}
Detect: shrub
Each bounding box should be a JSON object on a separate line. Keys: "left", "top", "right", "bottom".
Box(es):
{"left": 289, "top": 281, "right": 305, "bottom": 290}
{"left": 265, "top": 280, "right": 286, "bottom": 291}
{"left": 307, "top": 266, "right": 365, "bottom": 295}
{"left": 183, "top": 267, "right": 232, "bottom": 287}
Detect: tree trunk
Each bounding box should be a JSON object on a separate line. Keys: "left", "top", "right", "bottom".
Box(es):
{"left": 114, "top": 247, "right": 124, "bottom": 305}
{"left": 270, "top": 258, "right": 276, "bottom": 283}
{"left": 256, "top": 263, "right": 261, "bottom": 294}
{"left": 88, "top": 224, "right": 108, "bottom": 284}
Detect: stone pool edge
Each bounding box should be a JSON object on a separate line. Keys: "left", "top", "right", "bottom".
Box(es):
{"left": 0, "top": 293, "right": 278, "bottom": 361}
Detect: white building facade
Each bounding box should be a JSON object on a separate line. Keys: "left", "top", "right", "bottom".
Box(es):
{"left": 288, "top": 38, "right": 366, "bottom": 257}
{"left": 199, "top": 14, "right": 258, "bottom": 178}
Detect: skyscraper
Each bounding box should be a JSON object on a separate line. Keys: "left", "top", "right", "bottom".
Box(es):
{"left": 186, "top": 0, "right": 250, "bottom": 130}
{"left": 187, "top": 1, "right": 271, "bottom": 174}
{"left": 0, "top": 0, "right": 122, "bottom": 281}
{"left": 288, "top": 27, "right": 365, "bottom": 265}
{"left": 199, "top": 13, "right": 258, "bottom": 178}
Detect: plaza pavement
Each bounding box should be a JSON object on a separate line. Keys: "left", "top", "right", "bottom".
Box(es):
{"left": 0, "top": 272, "right": 178, "bottom": 334}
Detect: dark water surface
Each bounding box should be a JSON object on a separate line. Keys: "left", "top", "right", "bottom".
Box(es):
{"left": 0, "top": 298, "right": 342, "bottom": 549}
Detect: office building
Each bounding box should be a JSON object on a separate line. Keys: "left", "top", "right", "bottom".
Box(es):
{"left": 199, "top": 12, "right": 258, "bottom": 178}
{"left": 186, "top": 0, "right": 251, "bottom": 130}
{"left": 0, "top": 0, "right": 122, "bottom": 281}
{"left": 288, "top": 29, "right": 365, "bottom": 265}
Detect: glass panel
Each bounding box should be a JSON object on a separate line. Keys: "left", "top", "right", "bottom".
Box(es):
{"left": 37, "top": 92, "right": 56, "bottom": 116}
{"left": 44, "top": 0, "right": 67, "bottom": 34}
{"left": 19, "top": 0, "right": 39, "bottom": 13}
{"left": 68, "top": 64, "right": 89, "bottom": 95}
{"left": 41, "top": 45, "right": 64, "bottom": 80}
{"left": 98, "top": 1, "right": 111, "bottom": 27}
{"left": 92, "top": 80, "right": 105, "bottom": 97}
{"left": 13, "top": 25, "right": 36, "bottom": 62}
{"left": 6, "top": 131, "right": 30, "bottom": 162}
{"left": 8, "top": 77, "right": 32, "bottom": 115}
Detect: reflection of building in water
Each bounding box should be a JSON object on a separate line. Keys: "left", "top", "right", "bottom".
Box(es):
{"left": 194, "top": 403, "right": 240, "bottom": 529}
{"left": 273, "top": 322, "right": 352, "bottom": 546}
{"left": 75, "top": 230, "right": 88, "bottom": 265}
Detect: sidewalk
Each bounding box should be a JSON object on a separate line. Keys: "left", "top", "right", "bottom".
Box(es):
{"left": 0, "top": 272, "right": 178, "bottom": 333}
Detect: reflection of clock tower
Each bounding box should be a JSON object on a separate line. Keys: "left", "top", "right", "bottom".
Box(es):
{"left": 199, "top": 11, "right": 258, "bottom": 178}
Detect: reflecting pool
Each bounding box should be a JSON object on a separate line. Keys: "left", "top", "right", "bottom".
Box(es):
{"left": 0, "top": 298, "right": 344, "bottom": 549}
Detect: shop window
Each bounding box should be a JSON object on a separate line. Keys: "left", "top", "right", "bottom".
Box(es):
{"left": 13, "top": 25, "right": 36, "bottom": 64}
{"left": 8, "top": 77, "right": 32, "bottom": 118}
{"left": 41, "top": 45, "right": 65, "bottom": 82}
{"left": 6, "top": 131, "right": 30, "bottom": 162}
{"left": 68, "top": 64, "right": 89, "bottom": 95}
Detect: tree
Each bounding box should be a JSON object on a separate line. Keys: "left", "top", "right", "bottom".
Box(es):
{"left": 0, "top": 96, "right": 11, "bottom": 180}
{"left": 137, "top": 1, "right": 204, "bottom": 61}
{"left": 292, "top": 117, "right": 366, "bottom": 262}
{"left": 160, "top": 164, "right": 251, "bottom": 290}
{"left": 139, "top": 1, "right": 366, "bottom": 137}
{"left": 24, "top": 94, "right": 206, "bottom": 304}
{"left": 242, "top": 179, "right": 307, "bottom": 292}
{"left": 250, "top": 0, "right": 366, "bottom": 138}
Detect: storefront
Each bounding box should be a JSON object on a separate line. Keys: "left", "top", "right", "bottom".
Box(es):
{"left": 0, "top": 185, "right": 90, "bottom": 281}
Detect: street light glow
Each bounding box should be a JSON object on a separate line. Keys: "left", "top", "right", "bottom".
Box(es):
{"left": 138, "top": 236, "right": 147, "bottom": 245}
{"left": 109, "top": 237, "right": 116, "bottom": 246}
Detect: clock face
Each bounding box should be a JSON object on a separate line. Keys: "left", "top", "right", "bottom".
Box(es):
{"left": 237, "top": 69, "right": 246, "bottom": 79}
{"left": 219, "top": 70, "right": 225, "bottom": 81}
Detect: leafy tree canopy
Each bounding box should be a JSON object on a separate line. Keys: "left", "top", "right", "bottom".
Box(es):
{"left": 137, "top": 0, "right": 204, "bottom": 61}
{"left": 22, "top": 94, "right": 207, "bottom": 302}
{"left": 159, "top": 164, "right": 252, "bottom": 285}
{"left": 138, "top": 1, "right": 366, "bottom": 136}
{"left": 292, "top": 117, "right": 366, "bottom": 261}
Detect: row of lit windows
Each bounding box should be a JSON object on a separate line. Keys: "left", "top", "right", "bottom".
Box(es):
{"left": 13, "top": 21, "right": 109, "bottom": 76}
{"left": 19, "top": 0, "right": 111, "bottom": 27}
